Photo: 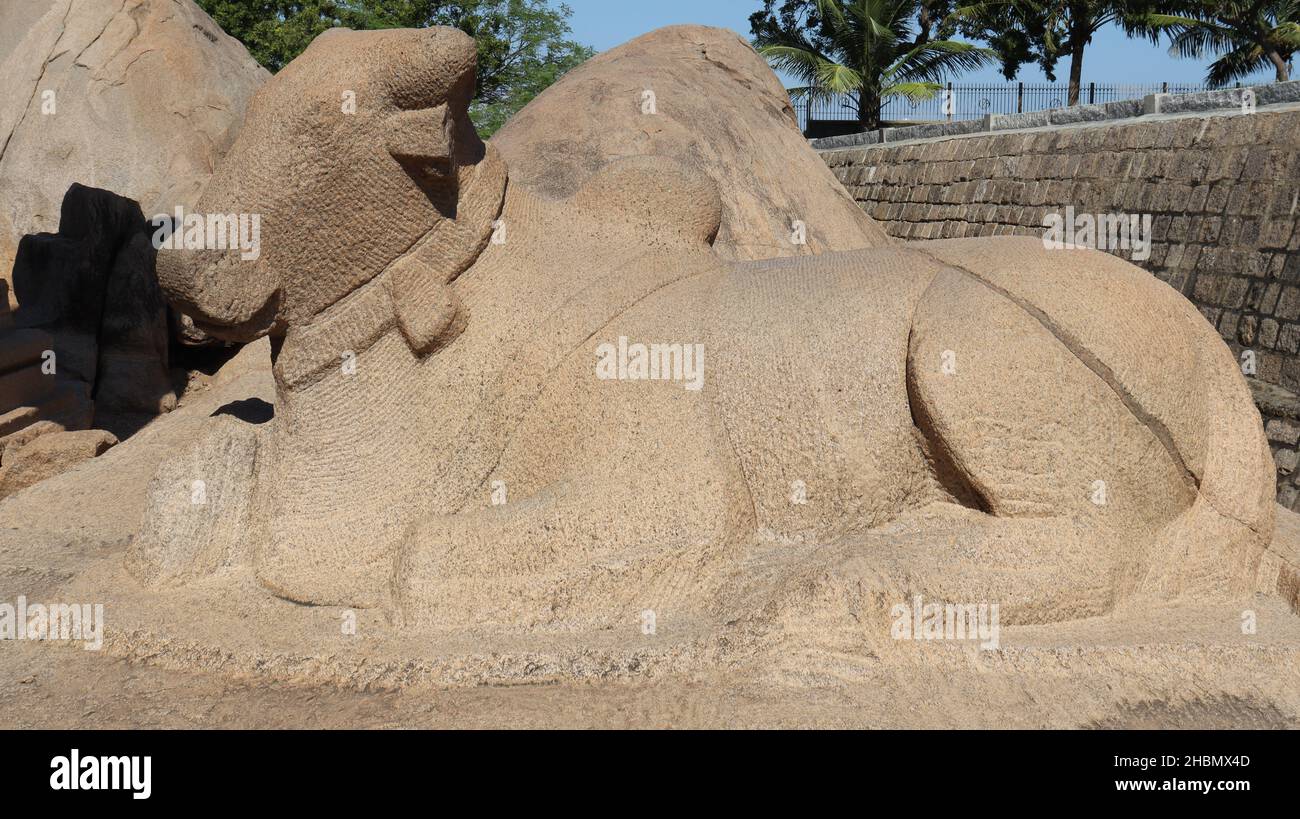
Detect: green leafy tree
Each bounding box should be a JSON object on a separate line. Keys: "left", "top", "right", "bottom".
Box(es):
{"left": 426, "top": 1, "right": 596, "bottom": 135}
{"left": 750, "top": 0, "right": 995, "bottom": 129}
{"left": 950, "top": 1, "right": 1159, "bottom": 105}
{"left": 197, "top": 0, "right": 594, "bottom": 136}
{"left": 1137, "top": 1, "right": 1298, "bottom": 84}
{"left": 196, "top": 1, "right": 372, "bottom": 71}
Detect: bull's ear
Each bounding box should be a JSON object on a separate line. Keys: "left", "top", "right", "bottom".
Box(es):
{"left": 385, "top": 105, "right": 459, "bottom": 218}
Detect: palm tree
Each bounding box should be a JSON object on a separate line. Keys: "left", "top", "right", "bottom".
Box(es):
{"left": 752, "top": 0, "right": 995, "bottom": 130}
{"left": 1138, "top": 1, "right": 1299, "bottom": 85}
{"left": 951, "top": 1, "right": 1155, "bottom": 106}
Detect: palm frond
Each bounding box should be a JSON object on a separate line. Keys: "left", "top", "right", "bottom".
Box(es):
{"left": 758, "top": 44, "right": 832, "bottom": 83}
{"left": 1206, "top": 42, "right": 1268, "bottom": 87}
{"left": 1166, "top": 24, "right": 1238, "bottom": 60}
{"left": 882, "top": 79, "right": 943, "bottom": 101}
{"left": 1273, "top": 21, "right": 1300, "bottom": 49}
{"left": 1143, "top": 2, "right": 1300, "bottom": 82}
{"left": 816, "top": 60, "right": 865, "bottom": 92}
{"left": 813, "top": 0, "right": 849, "bottom": 32}
{"left": 891, "top": 39, "right": 997, "bottom": 83}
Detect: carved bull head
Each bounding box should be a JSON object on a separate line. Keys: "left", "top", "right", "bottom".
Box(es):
{"left": 157, "top": 26, "right": 506, "bottom": 359}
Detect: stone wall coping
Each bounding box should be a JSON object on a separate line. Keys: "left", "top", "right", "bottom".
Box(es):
{"left": 1252, "top": 380, "right": 1300, "bottom": 422}
{"left": 811, "top": 78, "right": 1300, "bottom": 152}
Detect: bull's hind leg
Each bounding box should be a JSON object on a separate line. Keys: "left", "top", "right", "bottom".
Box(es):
{"left": 898, "top": 238, "right": 1275, "bottom": 618}
{"left": 900, "top": 260, "right": 1194, "bottom": 621}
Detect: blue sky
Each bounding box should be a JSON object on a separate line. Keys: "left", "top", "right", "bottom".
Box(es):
{"left": 560, "top": 0, "right": 1273, "bottom": 86}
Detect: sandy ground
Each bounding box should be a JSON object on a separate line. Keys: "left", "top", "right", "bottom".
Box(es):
{"left": 1, "top": 606, "right": 1296, "bottom": 729}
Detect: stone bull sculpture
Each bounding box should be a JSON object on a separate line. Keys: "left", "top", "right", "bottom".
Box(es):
{"left": 134, "top": 25, "right": 1281, "bottom": 633}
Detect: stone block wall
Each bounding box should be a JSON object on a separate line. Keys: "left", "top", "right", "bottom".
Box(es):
{"left": 818, "top": 88, "right": 1300, "bottom": 508}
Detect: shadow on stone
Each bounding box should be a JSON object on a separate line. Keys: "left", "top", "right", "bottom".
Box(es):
{"left": 11, "top": 183, "right": 177, "bottom": 429}
{"left": 211, "top": 398, "right": 273, "bottom": 425}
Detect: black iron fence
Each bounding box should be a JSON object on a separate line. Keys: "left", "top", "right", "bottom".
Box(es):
{"left": 795, "top": 82, "right": 1210, "bottom": 135}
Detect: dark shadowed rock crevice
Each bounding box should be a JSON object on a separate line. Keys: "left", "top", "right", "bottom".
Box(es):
{"left": 12, "top": 183, "right": 176, "bottom": 439}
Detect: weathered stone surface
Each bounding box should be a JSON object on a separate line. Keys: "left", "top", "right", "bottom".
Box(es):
{"left": 142, "top": 24, "right": 1284, "bottom": 646}
{"left": 0, "top": 328, "right": 59, "bottom": 423}
{"left": 0, "top": 327, "right": 52, "bottom": 378}
{"left": 0, "top": 23, "right": 1290, "bottom": 724}
{"left": 33, "top": 379, "right": 95, "bottom": 431}
{"left": 210, "top": 337, "right": 271, "bottom": 390}
{"left": 0, "top": 213, "right": 16, "bottom": 315}
{"left": 0, "top": 371, "right": 92, "bottom": 438}
{"left": 819, "top": 100, "right": 1300, "bottom": 510}
{"left": 12, "top": 183, "right": 176, "bottom": 432}
{"left": 173, "top": 312, "right": 224, "bottom": 348}
{"left": 0, "top": 406, "right": 38, "bottom": 438}
{"left": 0, "top": 419, "right": 60, "bottom": 466}
{"left": 0, "top": 362, "right": 56, "bottom": 411}
{"left": 493, "top": 25, "right": 891, "bottom": 259}
{"left": 0, "top": 0, "right": 267, "bottom": 255}
{"left": 15, "top": 185, "right": 141, "bottom": 380}
{"left": 0, "top": 427, "right": 115, "bottom": 499}
{"left": 96, "top": 220, "right": 176, "bottom": 416}
{"left": 127, "top": 416, "right": 259, "bottom": 586}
